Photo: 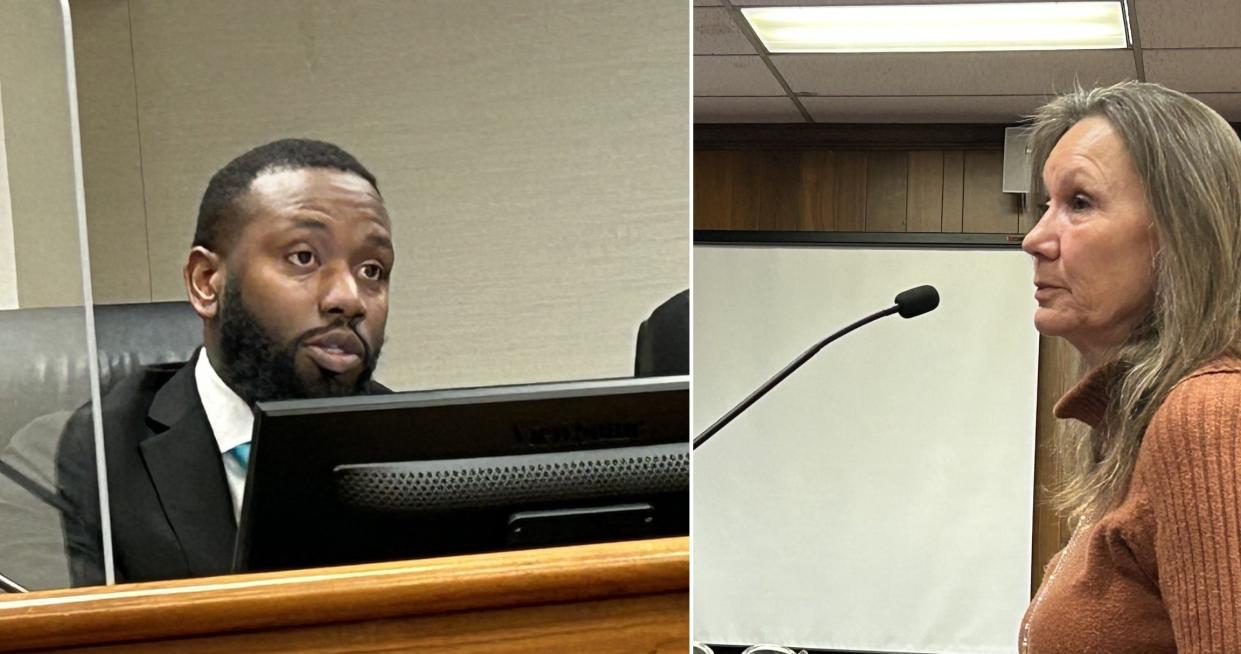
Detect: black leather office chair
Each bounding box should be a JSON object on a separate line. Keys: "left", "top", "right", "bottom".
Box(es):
{"left": 0, "top": 301, "right": 200, "bottom": 590}
{"left": 634, "top": 289, "right": 689, "bottom": 377}
{"left": 0, "top": 302, "right": 201, "bottom": 451}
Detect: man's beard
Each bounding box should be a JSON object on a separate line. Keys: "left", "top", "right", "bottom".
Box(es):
{"left": 216, "top": 280, "right": 381, "bottom": 404}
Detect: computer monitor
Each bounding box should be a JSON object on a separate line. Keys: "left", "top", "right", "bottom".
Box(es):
{"left": 234, "top": 375, "right": 688, "bottom": 573}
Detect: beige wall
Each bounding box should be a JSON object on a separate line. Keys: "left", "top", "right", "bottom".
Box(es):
{"left": 72, "top": 0, "right": 689, "bottom": 390}
{"left": 72, "top": 0, "right": 149, "bottom": 303}
{"left": 0, "top": 0, "right": 87, "bottom": 309}
{"left": 0, "top": 84, "right": 19, "bottom": 310}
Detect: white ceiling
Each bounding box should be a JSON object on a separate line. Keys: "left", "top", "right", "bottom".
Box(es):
{"left": 694, "top": 0, "right": 1241, "bottom": 123}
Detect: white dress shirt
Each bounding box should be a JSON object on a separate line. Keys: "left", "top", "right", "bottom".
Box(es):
{"left": 194, "top": 352, "right": 253, "bottom": 524}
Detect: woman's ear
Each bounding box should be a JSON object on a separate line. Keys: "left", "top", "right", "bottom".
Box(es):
{"left": 184, "top": 246, "right": 224, "bottom": 320}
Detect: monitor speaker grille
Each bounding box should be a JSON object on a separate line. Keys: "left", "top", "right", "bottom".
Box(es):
{"left": 334, "top": 442, "right": 687, "bottom": 513}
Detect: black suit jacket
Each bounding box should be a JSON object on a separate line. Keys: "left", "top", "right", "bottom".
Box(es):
{"left": 57, "top": 351, "right": 236, "bottom": 585}
{"left": 56, "top": 350, "right": 388, "bottom": 586}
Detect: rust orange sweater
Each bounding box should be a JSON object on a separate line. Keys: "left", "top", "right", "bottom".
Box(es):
{"left": 1019, "top": 358, "right": 1241, "bottom": 653}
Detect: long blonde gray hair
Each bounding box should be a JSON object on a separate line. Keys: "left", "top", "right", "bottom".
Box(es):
{"left": 1026, "top": 81, "right": 1241, "bottom": 521}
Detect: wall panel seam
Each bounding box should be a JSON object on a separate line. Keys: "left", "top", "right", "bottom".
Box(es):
{"left": 126, "top": 0, "right": 154, "bottom": 302}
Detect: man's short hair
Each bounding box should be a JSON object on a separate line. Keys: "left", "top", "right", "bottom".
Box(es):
{"left": 193, "top": 138, "right": 380, "bottom": 255}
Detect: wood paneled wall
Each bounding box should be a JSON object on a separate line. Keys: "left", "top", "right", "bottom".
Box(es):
{"left": 694, "top": 149, "right": 1022, "bottom": 234}
{"left": 1031, "top": 336, "right": 1082, "bottom": 595}
{"left": 694, "top": 135, "right": 1073, "bottom": 596}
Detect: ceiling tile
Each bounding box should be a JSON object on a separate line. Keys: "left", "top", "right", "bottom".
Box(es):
{"left": 1134, "top": 0, "right": 1241, "bottom": 48}
{"left": 1192, "top": 93, "right": 1241, "bottom": 121}
{"left": 694, "top": 55, "right": 786, "bottom": 96}
{"left": 774, "top": 50, "right": 1137, "bottom": 96}
{"left": 801, "top": 95, "right": 1049, "bottom": 123}
{"left": 1145, "top": 49, "right": 1241, "bottom": 93}
{"left": 695, "top": 8, "right": 755, "bottom": 55}
{"left": 695, "top": 97, "right": 805, "bottom": 123}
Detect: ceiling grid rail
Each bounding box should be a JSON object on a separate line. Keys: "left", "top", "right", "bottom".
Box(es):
{"left": 1124, "top": 0, "right": 1147, "bottom": 81}
{"left": 696, "top": 1, "right": 1241, "bottom": 124}
{"left": 720, "top": 0, "right": 815, "bottom": 122}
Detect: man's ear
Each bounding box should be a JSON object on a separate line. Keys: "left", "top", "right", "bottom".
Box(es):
{"left": 184, "top": 246, "right": 225, "bottom": 320}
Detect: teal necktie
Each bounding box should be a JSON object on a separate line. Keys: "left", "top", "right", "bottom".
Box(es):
{"left": 230, "top": 442, "right": 251, "bottom": 469}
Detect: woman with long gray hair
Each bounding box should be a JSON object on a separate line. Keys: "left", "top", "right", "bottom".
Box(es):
{"left": 1019, "top": 81, "right": 1241, "bottom": 652}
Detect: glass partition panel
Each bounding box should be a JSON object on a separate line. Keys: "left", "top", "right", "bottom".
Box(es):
{"left": 72, "top": 0, "right": 687, "bottom": 583}
{"left": 0, "top": 0, "right": 108, "bottom": 591}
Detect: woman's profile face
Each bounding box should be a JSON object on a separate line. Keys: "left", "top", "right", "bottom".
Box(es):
{"left": 1021, "top": 116, "right": 1158, "bottom": 361}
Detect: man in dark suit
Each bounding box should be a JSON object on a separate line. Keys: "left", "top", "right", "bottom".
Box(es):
{"left": 56, "top": 139, "right": 394, "bottom": 585}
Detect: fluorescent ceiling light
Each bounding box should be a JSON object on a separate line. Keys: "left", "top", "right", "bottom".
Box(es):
{"left": 742, "top": 2, "right": 1129, "bottom": 53}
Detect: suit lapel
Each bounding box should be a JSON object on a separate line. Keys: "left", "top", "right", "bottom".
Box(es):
{"left": 140, "top": 352, "right": 237, "bottom": 576}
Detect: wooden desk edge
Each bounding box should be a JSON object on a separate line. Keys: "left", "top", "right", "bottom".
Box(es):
{"left": 0, "top": 536, "right": 689, "bottom": 652}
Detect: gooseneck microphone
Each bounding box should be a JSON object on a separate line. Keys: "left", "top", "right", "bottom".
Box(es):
{"left": 692, "top": 285, "right": 939, "bottom": 450}
{"left": 893, "top": 284, "right": 940, "bottom": 319}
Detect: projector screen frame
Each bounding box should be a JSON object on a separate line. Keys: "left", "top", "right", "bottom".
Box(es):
{"left": 695, "top": 229, "right": 1024, "bottom": 250}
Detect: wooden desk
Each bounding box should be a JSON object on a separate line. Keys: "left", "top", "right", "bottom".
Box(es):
{"left": 0, "top": 537, "right": 688, "bottom": 653}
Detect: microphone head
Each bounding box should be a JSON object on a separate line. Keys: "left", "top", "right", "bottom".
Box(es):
{"left": 894, "top": 285, "right": 939, "bottom": 318}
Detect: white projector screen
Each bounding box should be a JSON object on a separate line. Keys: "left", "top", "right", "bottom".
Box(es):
{"left": 692, "top": 243, "right": 1039, "bottom": 654}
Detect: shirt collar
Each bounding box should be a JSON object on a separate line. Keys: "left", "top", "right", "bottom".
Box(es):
{"left": 1053, "top": 362, "right": 1115, "bottom": 428}
{"left": 194, "top": 352, "right": 255, "bottom": 454}
{"left": 1054, "top": 356, "right": 1241, "bottom": 428}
